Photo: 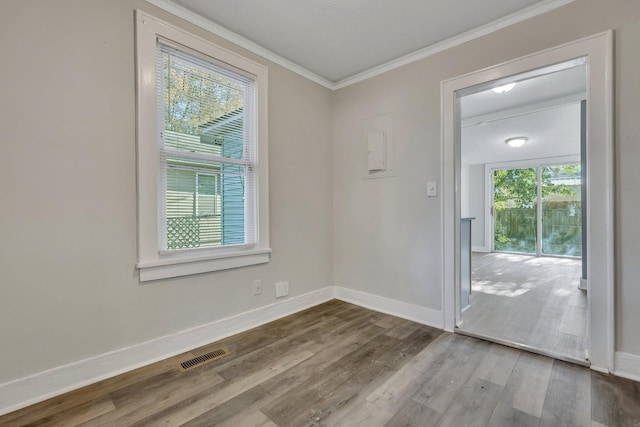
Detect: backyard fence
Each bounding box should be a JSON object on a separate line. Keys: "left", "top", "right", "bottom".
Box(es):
{"left": 495, "top": 203, "right": 582, "bottom": 256}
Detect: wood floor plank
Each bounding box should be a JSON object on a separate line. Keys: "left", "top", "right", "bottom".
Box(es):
{"left": 260, "top": 320, "right": 389, "bottom": 400}
{"left": 180, "top": 386, "right": 268, "bottom": 427}
{"left": 434, "top": 377, "right": 502, "bottom": 427}
{"left": 261, "top": 334, "right": 398, "bottom": 425}
{"left": 412, "top": 336, "right": 490, "bottom": 413}
{"left": 375, "top": 315, "right": 405, "bottom": 330}
{"left": 324, "top": 329, "right": 445, "bottom": 427}
{"left": 591, "top": 370, "right": 640, "bottom": 427}
{"left": 331, "top": 333, "right": 460, "bottom": 426}
{"left": 499, "top": 351, "right": 553, "bottom": 418}
{"left": 189, "top": 300, "right": 356, "bottom": 364}
{"left": 472, "top": 344, "right": 520, "bottom": 387}
{"left": 217, "top": 410, "right": 278, "bottom": 427}
{"left": 294, "top": 328, "right": 430, "bottom": 426}
{"left": 326, "top": 400, "right": 396, "bottom": 427}
{"left": 2, "top": 301, "right": 640, "bottom": 427}
{"left": 131, "top": 347, "right": 314, "bottom": 426}
{"left": 191, "top": 302, "right": 346, "bottom": 360}
{"left": 363, "top": 333, "right": 457, "bottom": 415}
{"left": 383, "top": 399, "right": 442, "bottom": 427}
{"left": 384, "top": 321, "right": 424, "bottom": 340}
{"left": 394, "top": 325, "right": 444, "bottom": 357}
{"left": 487, "top": 402, "right": 539, "bottom": 427}
{"left": 214, "top": 311, "right": 345, "bottom": 381}
{"left": 78, "top": 366, "right": 225, "bottom": 426}
{"left": 0, "top": 352, "right": 192, "bottom": 426}
{"left": 539, "top": 360, "right": 590, "bottom": 427}
{"left": 24, "top": 396, "right": 115, "bottom": 427}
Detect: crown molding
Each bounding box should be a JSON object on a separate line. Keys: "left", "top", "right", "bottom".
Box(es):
{"left": 333, "top": 0, "right": 576, "bottom": 89}
{"left": 146, "top": 0, "right": 575, "bottom": 91}
{"left": 144, "top": 0, "right": 335, "bottom": 89}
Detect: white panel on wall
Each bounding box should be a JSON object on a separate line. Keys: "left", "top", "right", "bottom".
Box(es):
{"left": 363, "top": 114, "right": 394, "bottom": 179}
{"left": 367, "top": 132, "right": 387, "bottom": 171}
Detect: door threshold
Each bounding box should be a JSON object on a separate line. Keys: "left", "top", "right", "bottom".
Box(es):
{"left": 454, "top": 328, "right": 590, "bottom": 367}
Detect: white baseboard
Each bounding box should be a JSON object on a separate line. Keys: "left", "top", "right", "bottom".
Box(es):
{"left": 334, "top": 287, "right": 443, "bottom": 329}
{"left": 614, "top": 351, "right": 640, "bottom": 382}
{"left": 0, "top": 286, "right": 334, "bottom": 416}
{"left": 472, "top": 246, "right": 490, "bottom": 253}
{"left": 19, "top": 283, "right": 631, "bottom": 417}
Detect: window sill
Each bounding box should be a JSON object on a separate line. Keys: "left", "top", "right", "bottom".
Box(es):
{"left": 137, "top": 248, "right": 271, "bottom": 282}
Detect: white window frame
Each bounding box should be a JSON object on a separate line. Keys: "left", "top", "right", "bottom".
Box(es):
{"left": 135, "top": 11, "right": 270, "bottom": 281}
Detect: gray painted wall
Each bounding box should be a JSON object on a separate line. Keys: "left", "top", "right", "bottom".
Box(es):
{"left": 0, "top": 0, "right": 334, "bottom": 383}
{"left": 333, "top": 0, "right": 640, "bottom": 355}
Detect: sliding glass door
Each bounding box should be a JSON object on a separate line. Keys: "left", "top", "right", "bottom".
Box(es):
{"left": 541, "top": 165, "right": 582, "bottom": 256}
{"left": 493, "top": 163, "right": 582, "bottom": 258}
{"left": 493, "top": 168, "right": 538, "bottom": 254}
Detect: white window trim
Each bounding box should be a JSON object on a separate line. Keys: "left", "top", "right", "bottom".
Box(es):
{"left": 135, "top": 11, "right": 270, "bottom": 281}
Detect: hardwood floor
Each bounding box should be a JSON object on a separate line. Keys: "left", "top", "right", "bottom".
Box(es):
{"left": 1, "top": 300, "right": 638, "bottom": 426}
{"left": 460, "top": 252, "right": 587, "bottom": 361}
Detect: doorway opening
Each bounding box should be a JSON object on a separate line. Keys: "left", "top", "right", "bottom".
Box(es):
{"left": 441, "top": 32, "right": 614, "bottom": 372}
{"left": 457, "top": 64, "right": 588, "bottom": 364}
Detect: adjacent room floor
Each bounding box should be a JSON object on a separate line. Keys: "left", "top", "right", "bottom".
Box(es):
{"left": 2, "top": 300, "right": 638, "bottom": 426}
{"left": 459, "top": 252, "right": 587, "bottom": 362}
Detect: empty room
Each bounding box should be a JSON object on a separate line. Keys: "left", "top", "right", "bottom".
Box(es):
{"left": 1, "top": 1, "right": 639, "bottom": 426}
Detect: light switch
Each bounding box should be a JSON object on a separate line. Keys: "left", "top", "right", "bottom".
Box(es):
{"left": 367, "top": 132, "right": 386, "bottom": 172}
{"left": 427, "top": 181, "right": 437, "bottom": 197}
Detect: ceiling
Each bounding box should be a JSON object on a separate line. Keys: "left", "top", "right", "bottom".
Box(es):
{"left": 163, "top": 0, "right": 571, "bottom": 85}
{"left": 460, "top": 65, "right": 586, "bottom": 119}
{"left": 461, "top": 65, "right": 586, "bottom": 165}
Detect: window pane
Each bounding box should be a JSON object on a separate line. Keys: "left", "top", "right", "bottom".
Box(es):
{"left": 165, "top": 162, "right": 246, "bottom": 250}
{"left": 493, "top": 168, "right": 537, "bottom": 254}
{"left": 159, "top": 44, "right": 255, "bottom": 252}
{"left": 162, "top": 48, "right": 247, "bottom": 161}
{"left": 541, "top": 164, "right": 582, "bottom": 256}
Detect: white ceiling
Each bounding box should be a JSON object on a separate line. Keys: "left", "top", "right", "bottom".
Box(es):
{"left": 462, "top": 103, "right": 582, "bottom": 165}
{"left": 461, "top": 65, "right": 587, "bottom": 119}
{"left": 166, "top": 0, "right": 565, "bottom": 83}
{"left": 461, "top": 65, "right": 586, "bottom": 165}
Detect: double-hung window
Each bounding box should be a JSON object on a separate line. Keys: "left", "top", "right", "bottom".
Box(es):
{"left": 136, "top": 12, "right": 270, "bottom": 281}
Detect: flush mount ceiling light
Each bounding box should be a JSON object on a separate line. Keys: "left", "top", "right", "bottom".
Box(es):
{"left": 505, "top": 137, "right": 528, "bottom": 148}
{"left": 492, "top": 83, "right": 516, "bottom": 93}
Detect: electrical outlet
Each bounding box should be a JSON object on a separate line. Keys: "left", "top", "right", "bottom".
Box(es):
{"left": 275, "top": 281, "right": 289, "bottom": 298}
{"left": 253, "top": 280, "right": 262, "bottom": 296}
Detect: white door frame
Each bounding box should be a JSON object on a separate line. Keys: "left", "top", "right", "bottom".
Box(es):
{"left": 441, "top": 31, "right": 614, "bottom": 372}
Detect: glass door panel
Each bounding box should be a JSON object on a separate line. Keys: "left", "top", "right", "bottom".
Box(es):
{"left": 541, "top": 164, "right": 582, "bottom": 256}
{"left": 493, "top": 168, "right": 538, "bottom": 254}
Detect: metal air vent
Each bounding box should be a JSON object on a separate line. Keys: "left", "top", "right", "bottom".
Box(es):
{"left": 177, "top": 347, "right": 230, "bottom": 372}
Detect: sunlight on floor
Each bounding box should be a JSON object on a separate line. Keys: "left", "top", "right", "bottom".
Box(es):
{"left": 473, "top": 280, "right": 533, "bottom": 297}
{"left": 462, "top": 252, "right": 586, "bottom": 361}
